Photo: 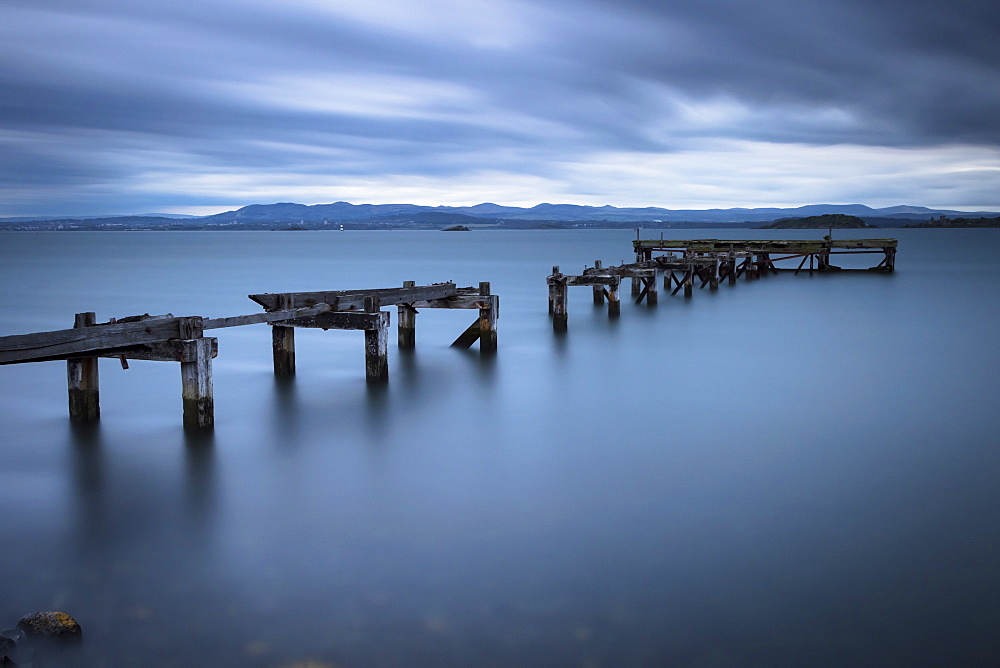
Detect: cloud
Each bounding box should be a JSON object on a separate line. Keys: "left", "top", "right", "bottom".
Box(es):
{"left": 0, "top": 0, "right": 997, "bottom": 215}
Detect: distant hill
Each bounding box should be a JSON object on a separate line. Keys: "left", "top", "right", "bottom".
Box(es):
{"left": 759, "top": 214, "right": 873, "bottom": 229}
{"left": 4, "top": 202, "right": 999, "bottom": 230}
{"left": 189, "top": 201, "right": 1000, "bottom": 224}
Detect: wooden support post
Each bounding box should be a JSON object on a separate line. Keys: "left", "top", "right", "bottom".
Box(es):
{"left": 478, "top": 282, "right": 497, "bottom": 354}
{"left": 398, "top": 280, "right": 416, "bottom": 348}
{"left": 631, "top": 276, "right": 642, "bottom": 296}
{"left": 181, "top": 336, "right": 215, "bottom": 430}
{"left": 592, "top": 261, "right": 605, "bottom": 304}
{"left": 551, "top": 278, "right": 568, "bottom": 331}
{"left": 728, "top": 257, "right": 737, "bottom": 285}
{"left": 646, "top": 275, "right": 658, "bottom": 305}
{"left": 886, "top": 247, "right": 896, "bottom": 272}
{"left": 67, "top": 312, "right": 100, "bottom": 422}
{"left": 683, "top": 271, "right": 693, "bottom": 298}
{"left": 364, "top": 296, "right": 388, "bottom": 382}
{"left": 759, "top": 253, "right": 770, "bottom": 277}
{"left": 272, "top": 326, "right": 295, "bottom": 376}
{"left": 271, "top": 295, "right": 295, "bottom": 376}
{"left": 607, "top": 277, "right": 621, "bottom": 317}
{"left": 548, "top": 266, "right": 559, "bottom": 314}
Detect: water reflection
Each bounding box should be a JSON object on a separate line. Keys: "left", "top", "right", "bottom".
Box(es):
{"left": 363, "top": 382, "right": 391, "bottom": 446}
{"left": 456, "top": 347, "right": 498, "bottom": 391}
{"left": 395, "top": 348, "right": 420, "bottom": 391}
{"left": 271, "top": 375, "right": 302, "bottom": 452}
{"left": 69, "top": 422, "right": 106, "bottom": 550}
{"left": 183, "top": 430, "right": 216, "bottom": 535}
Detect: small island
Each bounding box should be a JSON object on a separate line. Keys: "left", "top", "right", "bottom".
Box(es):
{"left": 442, "top": 224, "right": 470, "bottom": 231}
{"left": 758, "top": 214, "right": 872, "bottom": 229}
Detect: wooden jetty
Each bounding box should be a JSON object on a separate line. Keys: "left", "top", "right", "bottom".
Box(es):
{"left": 0, "top": 282, "right": 499, "bottom": 430}
{"left": 548, "top": 238, "right": 897, "bottom": 330}
{"left": 633, "top": 238, "right": 898, "bottom": 274}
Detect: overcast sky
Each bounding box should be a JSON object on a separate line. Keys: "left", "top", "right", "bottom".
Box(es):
{"left": 2, "top": 0, "right": 998, "bottom": 216}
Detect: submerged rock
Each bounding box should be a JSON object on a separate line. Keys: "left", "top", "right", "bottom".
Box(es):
{"left": 16, "top": 612, "right": 82, "bottom": 643}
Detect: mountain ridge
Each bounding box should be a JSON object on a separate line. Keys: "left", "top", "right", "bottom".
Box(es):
{"left": 4, "top": 202, "right": 999, "bottom": 229}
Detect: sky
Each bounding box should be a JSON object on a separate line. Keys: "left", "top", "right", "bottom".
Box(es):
{"left": 1, "top": 0, "right": 999, "bottom": 217}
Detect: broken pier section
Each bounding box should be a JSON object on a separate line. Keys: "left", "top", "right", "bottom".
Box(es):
{"left": 0, "top": 281, "right": 499, "bottom": 430}
{"left": 549, "top": 238, "right": 897, "bottom": 329}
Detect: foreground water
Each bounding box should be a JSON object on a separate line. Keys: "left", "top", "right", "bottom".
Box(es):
{"left": 1, "top": 229, "right": 998, "bottom": 666}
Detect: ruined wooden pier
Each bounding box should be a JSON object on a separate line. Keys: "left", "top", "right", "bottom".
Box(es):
{"left": 548, "top": 238, "right": 897, "bottom": 329}
{"left": 634, "top": 238, "right": 898, "bottom": 274}
{"left": 0, "top": 282, "right": 499, "bottom": 429}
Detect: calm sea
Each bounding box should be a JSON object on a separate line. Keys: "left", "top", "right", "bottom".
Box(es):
{"left": 1, "top": 230, "right": 998, "bottom": 666}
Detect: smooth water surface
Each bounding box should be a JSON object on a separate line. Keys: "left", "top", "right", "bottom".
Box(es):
{"left": 1, "top": 230, "right": 999, "bottom": 666}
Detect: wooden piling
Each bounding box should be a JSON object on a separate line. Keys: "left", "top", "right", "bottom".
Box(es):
{"left": 181, "top": 336, "right": 215, "bottom": 430}
{"left": 646, "top": 274, "right": 658, "bottom": 305}
{"left": 550, "top": 271, "right": 568, "bottom": 331}
{"left": 548, "top": 266, "right": 559, "bottom": 314}
{"left": 683, "top": 271, "right": 693, "bottom": 298}
{"left": 817, "top": 249, "right": 830, "bottom": 271}
{"left": 67, "top": 312, "right": 99, "bottom": 422}
{"left": 478, "top": 282, "right": 498, "bottom": 353}
{"left": 398, "top": 281, "right": 416, "bottom": 348}
{"left": 364, "top": 296, "right": 388, "bottom": 382}
{"left": 177, "top": 318, "right": 214, "bottom": 429}
{"left": 592, "top": 261, "right": 605, "bottom": 304}
{"left": 271, "top": 295, "right": 295, "bottom": 375}
{"left": 608, "top": 277, "right": 621, "bottom": 317}
{"left": 272, "top": 326, "right": 296, "bottom": 376}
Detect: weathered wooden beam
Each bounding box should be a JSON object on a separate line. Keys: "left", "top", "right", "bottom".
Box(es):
{"left": 566, "top": 275, "right": 619, "bottom": 287}
{"left": 203, "top": 304, "right": 333, "bottom": 329}
{"left": 450, "top": 320, "right": 482, "bottom": 348}
{"left": 1, "top": 317, "right": 188, "bottom": 365}
{"left": 364, "top": 296, "right": 388, "bottom": 382}
{"left": 408, "top": 295, "right": 493, "bottom": 309}
{"left": 97, "top": 339, "right": 219, "bottom": 362}
{"left": 249, "top": 283, "right": 456, "bottom": 311}
{"left": 67, "top": 312, "right": 99, "bottom": 422}
{"left": 181, "top": 337, "right": 215, "bottom": 430}
{"left": 269, "top": 311, "right": 386, "bottom": 331}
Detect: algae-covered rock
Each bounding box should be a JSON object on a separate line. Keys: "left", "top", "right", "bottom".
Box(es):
{"left": 16, "top": 612, "right": 82, "bottom": 642}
